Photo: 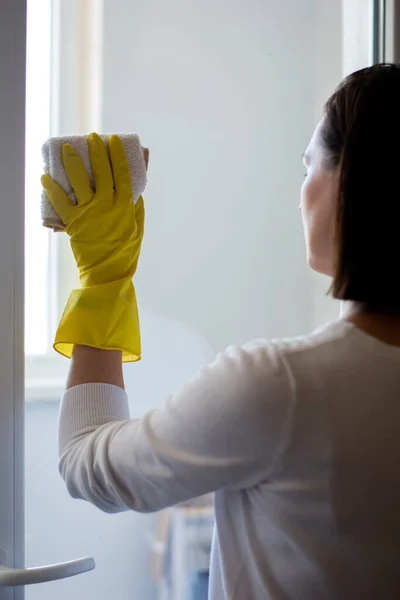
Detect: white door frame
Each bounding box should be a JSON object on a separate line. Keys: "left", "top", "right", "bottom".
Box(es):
{"left": 0, "top": 0, "right": 26, "bottom": 599}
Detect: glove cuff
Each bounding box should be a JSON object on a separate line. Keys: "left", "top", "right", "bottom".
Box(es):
{"left": 54, "top": 278, "right": 141, "bottom": 362}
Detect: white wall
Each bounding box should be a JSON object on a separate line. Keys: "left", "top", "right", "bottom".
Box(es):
{"left": 25, "top": 1, "right": 343, "bottom": 599}
{"left": 102, "top": 0, "right": 319, "bottom": 350}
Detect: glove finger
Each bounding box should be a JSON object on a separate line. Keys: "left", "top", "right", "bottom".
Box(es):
{"left": 88, "top": 133, "right": 114, "bottom": 198}
{"left": 62, "top": 143, "right": 93, "bottom": 205}
{"left": 109, "top": 134, "right": 132, "bottom": 200}
{"left": 41, "top": 174, "right": 74, "bottom": 224}
{"left": 135, "top": 195, "right": 145, "bottom": 237}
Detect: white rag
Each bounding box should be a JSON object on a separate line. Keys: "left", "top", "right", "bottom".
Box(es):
{"left": 41, "top": 133, "right": 148, "bottom": 230}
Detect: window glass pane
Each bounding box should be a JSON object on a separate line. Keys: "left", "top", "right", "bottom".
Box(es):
{"left": 25, "top": 0, "right": 52, "bottom": 355}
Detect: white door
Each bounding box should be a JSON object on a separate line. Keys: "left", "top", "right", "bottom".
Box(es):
{"left": 1, "top": 1, "right": 379, "bottom": 599}
{"left": 0, "top": 0, "right": 25, "bottom": 598}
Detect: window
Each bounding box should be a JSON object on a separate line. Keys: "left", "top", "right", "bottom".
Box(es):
{"left": 24, "top": 0, "right": 69, "bottom": 401}
{"left": 24, "top": 0, "right": 100, "bottom": 400}
{"left": 25, "top": 0, "right": 52, "bottom": 356}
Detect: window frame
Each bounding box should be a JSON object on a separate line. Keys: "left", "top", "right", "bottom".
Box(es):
{"left": 25, "top": 0, "right": 104, "bottom": 402}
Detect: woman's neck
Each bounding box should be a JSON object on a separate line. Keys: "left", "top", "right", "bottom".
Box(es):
{"left": 341, "top": 301, "right": 400, "bottom": 346}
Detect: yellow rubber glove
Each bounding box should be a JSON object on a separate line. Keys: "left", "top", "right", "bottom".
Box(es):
{"left": 41, "top": 132, "right": 145, "bottom": 361}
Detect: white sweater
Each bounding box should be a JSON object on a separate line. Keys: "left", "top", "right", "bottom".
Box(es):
{"left": 59, "top": 320, "right": 400, "bottom": 599}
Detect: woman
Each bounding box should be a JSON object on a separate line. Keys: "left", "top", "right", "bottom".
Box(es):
{"left": 42, "top": 64, "right": 400, "bottom": 599}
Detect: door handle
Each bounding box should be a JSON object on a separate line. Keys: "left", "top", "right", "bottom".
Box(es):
{"left": 0, "top": 550, "right": 95, "bottom": 586}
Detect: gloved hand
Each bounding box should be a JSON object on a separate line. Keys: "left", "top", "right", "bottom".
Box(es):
{"left": 41, "top": 132, "right": 145, "bottom": 361}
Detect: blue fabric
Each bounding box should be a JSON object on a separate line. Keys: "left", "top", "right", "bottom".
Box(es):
{"left": 188, "top": 570, "right": 210, "bottom": 600}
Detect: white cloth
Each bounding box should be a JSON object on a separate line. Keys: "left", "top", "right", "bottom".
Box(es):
{"left": 41, "top": 133, "right": 147, "bottom": 229}
{"left": 58, "top": 320, "right": 400, "bottom": 599}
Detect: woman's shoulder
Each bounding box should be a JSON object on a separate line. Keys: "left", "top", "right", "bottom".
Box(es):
{"left": 240, "top": 318, "right": 353, "bottom": 363}
{"left": 184, "top": 320, "right": 353, "bottom": 413}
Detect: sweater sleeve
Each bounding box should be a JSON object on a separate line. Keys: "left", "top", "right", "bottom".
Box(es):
{"left": 58, "top": 342, "right": 294, "bottom": 513}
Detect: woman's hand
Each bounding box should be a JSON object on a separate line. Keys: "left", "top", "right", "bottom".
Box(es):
{"left": 42, "top": 133, "right": 145, "bottom": 287}
{"left": 41, "top": 133, "right": 147, "bottom": 362}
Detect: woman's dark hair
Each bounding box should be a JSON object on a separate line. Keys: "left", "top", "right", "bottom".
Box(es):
{"left": 320, "top": 63, "right": 400, "bottom": 313}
